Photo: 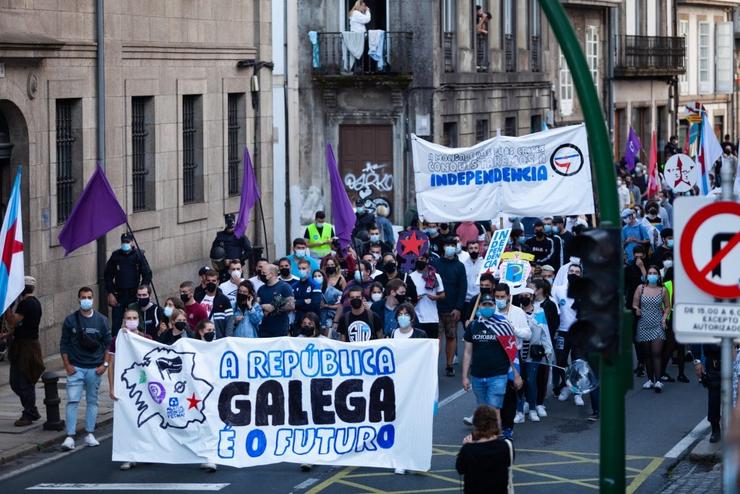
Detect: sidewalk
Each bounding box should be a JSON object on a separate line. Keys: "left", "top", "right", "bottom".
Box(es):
{"left": 659, "top": 433, "right": 722, "bottom": 493}
{"left": 0, "top": 353, "right": 113, "bottom": 464}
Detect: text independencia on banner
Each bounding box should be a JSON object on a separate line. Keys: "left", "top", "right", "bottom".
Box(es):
{"left": 112, "top": 331, "right": 439, "bottom": 471}
{"left": 411, "top": 124, "right": 596, "bottom": 222}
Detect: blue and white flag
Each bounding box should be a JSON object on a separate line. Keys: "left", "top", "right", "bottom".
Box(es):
{"left": 0, "top": 168, "right": 24, "bottom": 314}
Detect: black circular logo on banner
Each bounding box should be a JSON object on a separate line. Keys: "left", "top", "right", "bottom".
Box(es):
{"left": 549, "top": 143, "right": 584, "bottom": 177}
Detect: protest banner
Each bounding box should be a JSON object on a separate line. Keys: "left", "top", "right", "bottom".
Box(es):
{"left": 498, "top": 252, "right": 535, "bottom": 294}
{"left": 476, "top": 228, "right": 510, "bottom": 284}
{"left": 411, "top": 124, "right": 595, "bottom": 222}
{"left": 112, "top": 331, "right": 438, "bottom": 471}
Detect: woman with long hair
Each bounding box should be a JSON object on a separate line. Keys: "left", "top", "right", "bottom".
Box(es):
{"left": 320, "top": 255, "right": 346, "bottom": 291}
{"left": 633, "top": 265, "right": 671, "bottom": 393}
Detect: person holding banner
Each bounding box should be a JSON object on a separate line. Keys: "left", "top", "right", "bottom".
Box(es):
{"left": 336, "top": 286, "right": 383, "bottom": 342}
{"left": 391, "top": 303, "right": 428, "bottom": 339}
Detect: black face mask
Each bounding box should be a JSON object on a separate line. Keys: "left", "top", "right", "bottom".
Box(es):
{"left": 300, "top": 325, "right": 315, "bottom": 337}
{"left": 279, "top": 268, "right": 291, "bottom": 278}
{"left": 203, "top": 332, "right": 215, "bottom": 342}
{"left": 325, "top": 266, "right": 337, "bottom": 275}
{"left": 258, "top": 273, "right": 268, "bottom": 283}
{"left": 180, "top": 293, "right": 190, "bottom": 303}
{"left": 137, "top": 297, "right": 149, "bottom": 307}
{"left": 395, "top": 293, "right": 407, "bottom": 304}
{"left": 174, "top": 321, "right": 188, "bottom": 331}
{"left": 469, "top": 251, "right": 480, "bottom": 260}
{"left": 567, "top": 274, "right": 580, "bottom": 285}
{"left": 237, "top": 293, "right": 249, "bottom": 305}
{"left": 206, "top": 282, "right": 217, "bottom": 293}
{"left": 535, "top": 230, "right": 544, "bottom": 238}
{"left": 480, "top": 287, "right": 492, "bottom": 295}
{"left": 384, "top": 262, "right": 397, "bottom": 273}
{"left": 519, "top": 297, "right": 531, "bottom": 306}
{"left": 415, "top": 260, "right": 427, "bottom": 271}
{"left": 350, "top": 298, "right": 363, "bottom": 310}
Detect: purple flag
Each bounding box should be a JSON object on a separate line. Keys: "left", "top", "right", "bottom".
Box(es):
{"left": 58, "top": 163, "right": 127, "bottom": 255}
{"left": 326, "top": 143, "right": 356, "bottom": 249}
{"left": 624, "top": 126, "right": 641, "bottom": 172}
{"left": 234, "top": 147, "right": 261, "bottom": 238}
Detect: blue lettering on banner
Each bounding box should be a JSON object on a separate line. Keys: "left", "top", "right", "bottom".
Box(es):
{"left": 430, "top": 165, "right": 549, "bottom": 187}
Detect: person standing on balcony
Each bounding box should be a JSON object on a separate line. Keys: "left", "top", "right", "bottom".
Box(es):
{"left": 349, "top": 1, "right": 371, "bottom": 33}
{"left": 347, "top": 1, "right": 371, "bottom": 72}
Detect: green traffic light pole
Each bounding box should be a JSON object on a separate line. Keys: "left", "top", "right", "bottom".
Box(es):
{"left": 538, "top": 1, "right": 632, "bottom": 493}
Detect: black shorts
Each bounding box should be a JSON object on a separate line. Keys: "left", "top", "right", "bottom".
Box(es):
{"left": 419, "top": 322, "right": 439, "bottom": 339}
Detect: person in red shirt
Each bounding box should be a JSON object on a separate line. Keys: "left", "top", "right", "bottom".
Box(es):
{"left": 179, "top": 281, "right": 208, "bottom": 332}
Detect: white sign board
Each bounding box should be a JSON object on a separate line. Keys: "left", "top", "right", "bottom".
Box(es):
{"left": 674, "top": 304, "right": 740, "bottom": 338}
{"left": 476, "top": 228, "right": 510, "bottom": 284}
{"left": 663, "top": 154, "right": 698, "bottom": 193}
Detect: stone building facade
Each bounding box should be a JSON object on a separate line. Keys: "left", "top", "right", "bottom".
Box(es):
{"left": 0, "top": 1, "right": 273, "bottom": 355}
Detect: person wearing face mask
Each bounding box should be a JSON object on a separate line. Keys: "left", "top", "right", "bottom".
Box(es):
{"left": 336, "top": 286, "right": 383, "bottom": 342}
{"left": 313, "top": 269, "right": 343, "bottom": 336}
{"left": 624, "top": 246, "right": 648, "bottom": 376}
{"left": 507, "top": 228, "right": 526, "bottom": 253}
{"left": 432, "top": 237, "right": 468, "bottom": 377}
{"left": 194, "top": 270, "right": 234, "bottom": 339}
{"left": 362, "top": 225, "right": 393, "bottom": 256}
{"left": 361, "top": 251, "right": 383, "bottom": 279}
{"left": 422, "top": 221, "right": 444, "bottom": 256}
{"left": 60, "top": 286, "right": 112, "bottom": 452}
{"left": 373, "top": 254, "right": 419, "bottom": 303}
{"left": 233, "top": 280, "right": 263, "bottom": 338}
{"left": 210, "top": 213, "right": 251, "bottom": 277}
{"left": 658, "top": 260, "right": 687, "bottom": 384}
{"left": 127, "top": 284, "right": 165, "bottom": 339}
{"left": 178, "top": 281, "right": 208, "bottom": 333}
{"left": 339, "top": 260, "right": 374, "bottom": 306}
{"left": 320, "top": 255, "right": 347, "bottom": 291}
{"left": 371, "top": 279, "right": 407, "bottom": 337}
{"left": 617, "top": 177, "right": 631, "bottom": 211}
{"left": 292, "top": 259, "right": 322, "bottom": 335}
{"left": 157, "top": 297, "right": 185, "bottom": 336}
{"left": 257, "top": 264, "right": 296, "bottom": 337}
{"left": 277, "top": 257, "right": 300, "bottom": 289}
{"left": 104, "top": 232, "right": 153, "bottom": 337}
{"left": 532, "top": 278, "right": 559, "bottom": 416}
{"left": 633, "top": 266, "right": 671, "bottom": 392}
{"left": 540, "top": 265, "right": 556, "bottom": 285}
{"left": 541, "top": 217, "right": 564, "bottom": 271}
{"left": 409, "top": 254, "right": 446, "bottom": 341}
{"left": 247, "top": 258, "right": 270, "bottom": 293}
{"left": 524, "top": 220, "right": 556, "bottom": 267}
{"left": 392, "top": 303, "right": 428, "bottom": 339}
{"left": 287, "top": 238, "right": 320, "bottom": 278}
{"left": 654, "top": 228, "right": 674, "bottom": 266}
{"left": 461, "top": 240, "right": 484, "bottom": 322}
{"left": 621, "top": 208, "right": 650, "bottom": 262}
{"left": 219, "top": 259, "right": 245, "bottom": 308}
{"left": 304, "top": 210, "right": 335, "bottom": 259}
{"left": 158, "top": 309, "right": 190, "bottom": 345}
{"left": 551, "top": 265, "right": 587, "bottom": 405}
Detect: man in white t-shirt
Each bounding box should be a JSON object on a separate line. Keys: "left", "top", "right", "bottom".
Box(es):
{"left": 409, "top": 254, "right": 445, "bottom": 340}
{"left": 461, "top": 240, "right": 484, "bottom": 321}
{"left": 219, "top": 259, "right": 244, "bottom": 308}
{"left": 551, "top": 263, "right": 584, "bottom": 405}
{"left": 492, "top": 283, "right": 532, "bottom": 345}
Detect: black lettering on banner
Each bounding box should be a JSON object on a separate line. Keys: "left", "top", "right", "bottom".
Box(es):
{"left": 288, "top": 380, "right": 308, "bottom": 426}
{"left": 218, "top": 382, "right": 251, "bottom": 426}
{"left": 335, "top": 379, "right": 366, "bottom": 423}
{"left": 255, "top": 380, "right": 285, "bottom": 426}
{"left": 369, "top": 376, "right": 396, "bottom": 423}
{"left": 310, "top": 378, "right": 336, "bottom": 424}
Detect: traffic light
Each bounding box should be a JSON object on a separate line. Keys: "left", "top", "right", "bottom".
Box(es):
{"left": 567, "top": 227, "right": 623, "bottom": 354}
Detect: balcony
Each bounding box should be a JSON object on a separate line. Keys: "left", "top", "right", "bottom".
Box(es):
{"left": 476, "top": 33, "right": 489, "bottom": 72}
{"left": 614, "top": 35, "right": 686, "bottom": 78}
{"left": 310, "top": 31, "right": 413, "bottom": 84}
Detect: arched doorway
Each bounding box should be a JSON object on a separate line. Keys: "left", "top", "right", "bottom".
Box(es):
{"left": 0, "top": 100, "right": 31, "bottom": 270}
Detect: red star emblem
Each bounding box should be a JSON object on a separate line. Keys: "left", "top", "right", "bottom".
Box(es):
{"left": 399, "top": 231, "right": 425, "bottom": 256}
{"left": 186, "top": 393, "right": 201, "bottom": 410}
{"left": 1, "top": 222, "right": 23, "bottom": 272}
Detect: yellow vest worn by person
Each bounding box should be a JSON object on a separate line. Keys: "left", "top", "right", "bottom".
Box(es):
{"left": 306, "top": 223, "right": 333, "bottom": 257}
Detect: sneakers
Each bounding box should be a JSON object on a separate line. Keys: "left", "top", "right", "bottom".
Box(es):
{"left": 502, "top": 428, "right": 513, "bottom": 440}
{"left": 528, "top": 411, "right": 540, "bottom": 422}
{"left": 61, "top": 436, "right": 75, "bottom": 451}
{"left": 574, "top": 395, "right": 585, "bottom": 406}
{"left": 710, "top": 428, "right": 721, "bottom": 443}
{"left": 535, "top": 405, "right": 548, "bottom": 417}
{"left": 394, "top": 468, "right": 406, "bottom": 475}
{"left": 84, "top": 433, "right": 100, "bottom": 447}
{"left": 522, "top": 402, "right": 530, "bottom": 414}
{"left": 660, "top": 374, "right": 675, "bottom": 383}
{"left": 642, "top": 380, "right": 654, "bottom": 389}
{"left": 120, "top": 462, "right": 136, "bottom": 470}
{"left": 463, "top": 416, "right": 473, "bottom": 426}
{"left": 558, "top": 388, "right": 571, "bottom": 401}
{"left": 513, "top": 412, "right": 525, "bottom": 424}
{"left": 654, "top": 381, "right": 664, "bottom": 393}
{"left": 588, "top": 413, "right": 599, "bottom": 422}
{"left": 445, "top": 366, "right": 455, "bottom": 377}
{"left": 200, "top": 462, "right": 217, "bottom": 472}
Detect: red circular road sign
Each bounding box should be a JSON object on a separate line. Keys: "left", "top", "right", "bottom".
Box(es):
{"left": 679, "top": 201, "right": 740, "bottom": 299}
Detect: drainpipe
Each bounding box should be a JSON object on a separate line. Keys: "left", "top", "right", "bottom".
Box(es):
{"left": 95, "top": 0, "right": 107, "bottom": 311}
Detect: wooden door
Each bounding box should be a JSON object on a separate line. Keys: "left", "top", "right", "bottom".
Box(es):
{"left": 339, "top": 124, "right": 394, "bottom": 215}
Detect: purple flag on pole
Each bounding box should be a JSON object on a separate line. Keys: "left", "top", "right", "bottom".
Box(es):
{"left": 326, "top": 143, "right": 356, "bottom": 249}
{"left": 624, "top": 126, "right": 641, "bottom": 172}
{"left": 58, "top": 163, "right": 127, "bottom": 255}
{"left": 234, "top": 147, "right": 261, "bottom": 238}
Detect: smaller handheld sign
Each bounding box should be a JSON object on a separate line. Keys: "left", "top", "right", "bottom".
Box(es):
{"left": 396, "top": 230, "right": 430, "bottom": 273}
{"left": 663, "top": 153, "right": 698, "bottom": 193}
{"left": 476, "top": 228, "right": 511, "bottom": 284}
{"left": 498, "top": 251, "right": 534, "bottom": 294}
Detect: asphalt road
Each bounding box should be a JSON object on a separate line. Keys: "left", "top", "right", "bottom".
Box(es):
{"left": 0, "top": 341, "right": 707, "bottom": 494}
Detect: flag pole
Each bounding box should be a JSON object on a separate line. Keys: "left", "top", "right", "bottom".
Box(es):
{"left": 124, "top": 222, "right": 160, "bottom": 306}
{"left": 257, "top": 198, "right": 270, "bottom": 262}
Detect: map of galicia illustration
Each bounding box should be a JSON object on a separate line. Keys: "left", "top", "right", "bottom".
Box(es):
{"left": 121, "top": 347, "right": 214, "bottom": 429}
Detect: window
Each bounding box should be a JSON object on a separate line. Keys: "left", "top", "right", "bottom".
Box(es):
{"left": 182, "top": 95, "right": 203, "bottom": 204}
{"left": 559, "top": 50, "right": 573, "bottom": 116}
{"left": 442, "top": 122, "right": 458, "bottom": 148}
{"left": 504, "top": 117, "right": 516, "bottom": 137}
{"left": 131, "top": 96, "right": 155, "bottom": 212}
{"left": 443, "top": 0, "right": 456, "bottom": 72}
{"left": 475, "top": 119, "right": 489, "bottom": 143}
{"left": 55, "top": 99, "right": 82, "bottom": 224}
{"left": 227, "top": 93, "right": 246, "bottom": 196}
{"left": 586, "top": 26, "right": 598, "bottom": 86}
{"left": 678, "top": 20, "right": 688, "bottom": 94}
{"left": 530, "top": 114, "right": 542, "bottom": 134}
{"left": 529, "top": 0, "right": 541, "bottom": 72}
{"left": 698, "top": 22, "right": 712, "bottom": 93}
{"left": 502, "top": 0, "right": 516, "bottom": 71}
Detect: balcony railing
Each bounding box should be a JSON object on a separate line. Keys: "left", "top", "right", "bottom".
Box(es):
{"left": 530, "top": 35, "right": 541, "bottom": 72}
{"left": 443, "top": 32, "right": 455, "bottom": 72}
{"left": 504, "top": 34, "right": 516, "bottom": 72}
{"left": 476, "top": 33, "right": 489, "bottom": 72}
{"left": 310, "top": 31, "right": 413, "bottom": 76}
{"left": 614, "top": 35, "right": 686, "bottom": 78}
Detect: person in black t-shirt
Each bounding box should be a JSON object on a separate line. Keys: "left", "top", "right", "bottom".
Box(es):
{"left": 336, "top": 286, "right": 383, "bottom": 342}
{"left": 2, "top": 276, "right": 45, "bottom": 426}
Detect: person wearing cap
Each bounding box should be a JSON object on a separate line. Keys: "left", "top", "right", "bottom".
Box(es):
{"left": 1, "top": 276, "right": 44, "bottom": 426}
{"left": 304, "top": 211, "right": 335, "bottom": 259}
{"left": 193, "top": 265, "right": 212, "bottom": 301}
{"left": 621, "top": 208, "right": 650, "bottom": 263}
{"left": 104, "top": 232, "right": 152, "bottom": 337}
{"left": 210, "top": 213, "right": 252, "bottom": 271}
{"left": 540, "top": 265, "right": 555, "bottom": 285}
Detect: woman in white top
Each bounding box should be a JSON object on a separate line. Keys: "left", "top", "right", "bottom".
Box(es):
{"left": 348, "top": 1, "right": 371, "bottom": 33}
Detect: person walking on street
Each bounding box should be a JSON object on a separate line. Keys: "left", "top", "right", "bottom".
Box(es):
{"left": 633, "top": 266, "right": 671, "bottom": 393}
{"left": 432, "top": 237, "right": 467, "bottom": 377}
{"left": 104, "top": 232, "right": 152, "bottom": 336}
{"left": 60, "top": 287, "right": 112, "bottom": 451}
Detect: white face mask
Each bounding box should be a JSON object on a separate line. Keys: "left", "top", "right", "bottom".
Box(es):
{"left": 125, "top": 319, "right": 139, "bottom": 330}
{"left": 371, "top": 292, "right": 383, "bottom": 302}
{"left": 231, "top": 270, "right": 242, "bottom": 279}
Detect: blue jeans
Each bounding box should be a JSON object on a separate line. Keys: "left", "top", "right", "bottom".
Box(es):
{"left": 470, "top": 374, "right": 508, "bottom": 409}
{"left": 517, "top": 361, "right": 540, "bottom": 412}
{"left": 65, "top": 366, "right": 102, "bottom": 436}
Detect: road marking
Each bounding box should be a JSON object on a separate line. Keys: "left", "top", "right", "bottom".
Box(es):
{"left": 27, "top": 484, "right": 229, "bottom": 491}
{"left": 437, "top": 388, "right": 467, "bottom": 408}
{"left": 292, "top": 477, "right": 320, "bottom": 490}
{"left": 626, "top": 457, "right": 663, "bottom": 494}
{"left": 664, "top": 419, "right": 710, "bottom": 459}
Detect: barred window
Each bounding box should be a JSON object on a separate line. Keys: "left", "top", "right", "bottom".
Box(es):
{"left": 55, "top": 99, "right": 82, "bottom": 224}
{"left": 475, "top": 119, "right": 489, "bottom": 143}
{"left": 504, "top": 116, "right": 517, "bottom": 137}
{"left": 227, "top": 93, "right": 246, "bottom": 196}
{"left": 132, "top": 96, "right": 155, "bottom": 212}
{"left": 182, "top": 95, "right": 203, "bottom": 204}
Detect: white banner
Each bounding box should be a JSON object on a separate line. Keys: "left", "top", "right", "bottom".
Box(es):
{"left": 411, "top": 124, "right": 596, "bottom": 222}
{"left": 112, "top": 331, "right": 438, "bottom": 471}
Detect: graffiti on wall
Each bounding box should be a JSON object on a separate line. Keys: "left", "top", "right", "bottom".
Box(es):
{"left": 344, "top": 162, "right": 393, "bottom": 215}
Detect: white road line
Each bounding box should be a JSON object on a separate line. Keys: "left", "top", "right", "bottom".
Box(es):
{"left": 292, "top": 477, "right": 320, "bottom": 490}
{"left": 0, "top": 432, "right": 113, "bottom": 483}
{"left": 438, "top": 388, "right": 467, "bottom": 408}
{"left": 27, "top": 484, "right": 229, "bottom": 491}
{"left": 664, "top": 419, "right": 710, "bottom": 458}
